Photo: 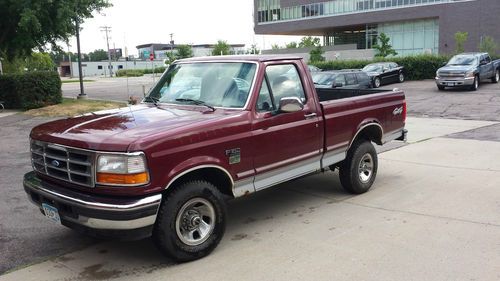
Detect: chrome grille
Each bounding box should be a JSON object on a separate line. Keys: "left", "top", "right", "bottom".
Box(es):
{"left": 31, "top": 140, "right": 95, "bottom": 187}
{"left": 439, "top": 72, "right": 465, "bottom": 79}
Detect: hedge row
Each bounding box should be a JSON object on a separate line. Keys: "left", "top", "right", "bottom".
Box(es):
{"left": 116, "top": 66, "right": 167, "bottom": 77}
{"left": 311, "top": 54, "right": 452, "bottom": 81}
{"left": 0, "top": 71, "right": 62, "bottom": 110}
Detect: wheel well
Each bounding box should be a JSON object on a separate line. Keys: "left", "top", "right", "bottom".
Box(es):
{"left": 166, "top": 167, "right": 234, "bottom": 198}
{"left": 351, "top": 124, "right": 383, "bottom": 147}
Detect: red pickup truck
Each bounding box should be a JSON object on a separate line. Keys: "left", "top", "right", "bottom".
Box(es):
{"left": 24, "top": 55, "right": 406, "bottom": 261}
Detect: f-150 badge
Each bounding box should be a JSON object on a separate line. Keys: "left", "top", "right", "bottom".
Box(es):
{"left": 225, "top": 148, "right": 241, "bottom": 164}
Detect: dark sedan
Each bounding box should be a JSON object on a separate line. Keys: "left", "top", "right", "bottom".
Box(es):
{"left": 362, "top": 62, "right": 405, "bottom": 88}
{"left": 312, "top": 70, "right": 372, "bottom": 89}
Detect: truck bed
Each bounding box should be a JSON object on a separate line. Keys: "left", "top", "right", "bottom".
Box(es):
{"left": 316, "top": 88, "right": 395, "bottom": 102}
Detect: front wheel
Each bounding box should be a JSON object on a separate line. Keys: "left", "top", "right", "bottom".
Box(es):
{"left": 470, "top": 75, "right": 479, "bottom": 91}
{"left": 153, "top": 180, "right": 226, "bottom": 262}
{"left": 437, "top": 85, "right": 445, "bottom": 91}
{"left": 373, "top": 77, "right": 381, "bottom": 88}
{"left": 398, "top": 72, "right": 405, "bottom": 83}
{"left": 492, "top": 69, "right": 499, "bottom": 83}
{"left": 339, "top": 140, "right": 378, "bottom": 194}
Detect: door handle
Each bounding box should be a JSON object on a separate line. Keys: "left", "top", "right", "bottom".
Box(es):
{"left": 304, "top": 113, "right": 317, "bottom": 119}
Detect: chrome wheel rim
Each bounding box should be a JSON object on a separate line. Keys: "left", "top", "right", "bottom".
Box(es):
{"left": 495, "top": 71, "right": 499, "bottom": 82}
{"left": 358, "top": 153, "right": 374, "bottom": 183}
{"left": 175, "top": 198, "right": 216, "bottom": 246}
{"left": 475, "top": 78, "right": 478, "bottom": 89}
{"left": 399, "top": 73, "right": 404, "bottom": 82}
{"left": 374, "top": 78, "right": 380, "bottom": 88}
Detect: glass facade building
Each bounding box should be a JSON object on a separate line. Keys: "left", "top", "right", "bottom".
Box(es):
{"left": 254, "top": 0, "right": 500, "bottom": 56}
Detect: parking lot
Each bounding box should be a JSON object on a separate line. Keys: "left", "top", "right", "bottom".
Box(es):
{"left": 1, "top": 79, "right": 499, "bottom": 280}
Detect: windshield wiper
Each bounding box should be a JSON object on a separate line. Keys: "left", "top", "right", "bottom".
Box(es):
{"left": 144, "top": 96, "right": 160, "bottom": 106}
{"left": 175, "top": 98, "right": 216, "bottom": 112}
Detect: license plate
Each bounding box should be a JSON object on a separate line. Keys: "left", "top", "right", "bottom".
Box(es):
{"left": 42, "top": 203, "right": 61, "bottom": 223}
{"left": 447, "top": 82, "right": 455, "bottom": 86}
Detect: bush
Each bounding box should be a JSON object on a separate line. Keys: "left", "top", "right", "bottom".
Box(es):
{"left": 312, "top": 54, "right": 451, "bottom": 81}
{"left": 116, "top": 69, "right": 143, "bottom": 77}
{"left": 0, "top": 71, "right": 62, "bottom": 110}
{"left": 115, "top": 67, "right": 166, "bottom": 77}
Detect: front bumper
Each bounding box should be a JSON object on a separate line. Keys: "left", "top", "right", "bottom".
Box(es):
{"left": 23, "top": 171, "right": 162, "bottom": 239}
{"left": 435, "top": 76, "right": 475, "bottom": 87}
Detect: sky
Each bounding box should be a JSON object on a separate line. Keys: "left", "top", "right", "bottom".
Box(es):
{"left": 67, "top": 0, "right": 302, "bottom": 55}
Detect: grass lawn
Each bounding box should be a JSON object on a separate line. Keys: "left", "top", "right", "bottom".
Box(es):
{"left": 61, "top": 79, "right": 95, "bottom": 84}
{"left": 24, "top": 98, "right": 127, "bottom": 117}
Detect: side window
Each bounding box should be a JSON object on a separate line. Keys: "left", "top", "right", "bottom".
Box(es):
{"left": 355, "top": 73, "right": 367, "bottom": 83}
{"left": 485, "top": 55, "right": 491, "bottom": 64}
{"left": 345, "top": 74, "right": 357, "bottom": 85}
{"left": 256, "top": 78, "right": 274, "bottom": 112}
{"left": 266, "top": 64, "right": 306, "bottom": 106}
{"left": 334, "top": 74, "right": 346, "bottom": 86}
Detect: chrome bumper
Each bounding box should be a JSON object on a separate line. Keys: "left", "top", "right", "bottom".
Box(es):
{"left": 23, "top": 171, "right": 162, "bottom": 231}
{"left": 435, "top": 76, "right": 475, "bottom": 87}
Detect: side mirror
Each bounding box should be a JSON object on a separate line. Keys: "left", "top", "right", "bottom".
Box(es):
{"left": 479, "top": 61, "right": 486, "bottom": 66}
{"left": 278, "top": 97, "right": 304, "bottom": 113}
{"left": 333, "top": 82, "right": 343, "bottom": 88}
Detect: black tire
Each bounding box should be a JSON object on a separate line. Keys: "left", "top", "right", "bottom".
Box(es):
{"left": 398, "top": 72, "right": 405, "bottom": 83}
{"left": 373, "top": 77, "right": 381, "bottom": 88}
{"left": 437, "top": 85, "right": 445, "bottom": 91}
{"left": 339, "top": 141, "right": 378, "bottom": 194}
{"left": 153, "top": 180, "right": 226, "bottom": 262}
{"left": 470, "top": 75, "right": 479, "bottom": 91}
{"left": 492, "top": 69, "right": 499, "bottom": 83}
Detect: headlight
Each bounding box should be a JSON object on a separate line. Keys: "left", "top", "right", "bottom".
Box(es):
{"left": 465, "top": 71, "right": 474, "bottom": 78}
{"left": 436, "top": 71, "right": 440, "bottom": 78}
{"left": 96, "top": 153, "right": 149, "bottom": 186}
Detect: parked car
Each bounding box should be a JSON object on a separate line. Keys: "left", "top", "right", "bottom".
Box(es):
{"left": 312, "top": 70, "right": 372, "bottom": 89}
{"left": 24, "top": 55, "right": 407, "bottom": 262}
{"left": 435, "top": 52, "right": 500, "bottom": 91}
{"left": 307, "top": 65, "right": 322, "bottom": 73}
{"left": 362, "top": 62, "right": 405, "bottom": 88}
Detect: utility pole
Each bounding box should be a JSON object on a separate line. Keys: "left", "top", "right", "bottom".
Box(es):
{"left": 100, "top": 25, "right": 113, "bottom": 77}
{"left": 169, "top": 33, "right": 174, "bottom": 56}
{"left": 75, "top": 19, "right": 86, "bottom": 99}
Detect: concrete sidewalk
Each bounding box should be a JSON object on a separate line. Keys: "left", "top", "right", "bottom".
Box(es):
{"left": 2, "top": 118, "right": 499, "bottom": 281}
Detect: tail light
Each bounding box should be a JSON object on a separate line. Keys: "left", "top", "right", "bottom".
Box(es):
{"left": 402, "top": 100, "right": 407, "bottom": 122}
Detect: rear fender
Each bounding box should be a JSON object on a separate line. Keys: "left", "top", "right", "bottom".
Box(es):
{"left": 349, "top": 121, "right": 383, "bottom": 149}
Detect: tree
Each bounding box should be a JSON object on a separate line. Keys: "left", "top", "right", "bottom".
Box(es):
{"left": 26, "top": 52, "right": 56, "bottom": 71}
{"left": 373, "top": 33, "right": 398, "bottom": 58}
{"left": 0, "top": 0, "right": 111, "bottom": 60}
{"left": 479, "top": 36, "right": 498, "bottom": 55}
{"left": 309, "top": 46, "right": 325, "bottom": 63}
{"left": 454, "top": 31, "right": 468, "bottom": 54}
{"left": 285, "top": 42, "right": 298, "bottom": 49}
{"left": 176, "top": 45, "right": 194, "bottom": 59}
{"left": 247, "top": 44, "right": 260, "bottom": 54}
{"left": 212, "top": 40, "right": 230, "bottom": 56}
{"left": 298, "top": 36, "right": 320, "bottom": 48}
{"left": 88, "top": 49, "right": 109, "bottom": 61}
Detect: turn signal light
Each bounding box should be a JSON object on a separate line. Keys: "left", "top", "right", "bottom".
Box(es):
{"left": 97, "top": 172, "right": 149, "bottom": 185}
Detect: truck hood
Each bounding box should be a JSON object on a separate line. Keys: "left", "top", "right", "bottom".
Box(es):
{"left": 30, "top": 104, "right": 242, "bottom": 151}
{"left": 438, "top": 65, "right": 474, "bottom": 73}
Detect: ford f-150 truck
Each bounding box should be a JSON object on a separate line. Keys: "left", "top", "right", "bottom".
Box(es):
{"left": 24, "top": 55, "right": 407, "bottom": 262}
{"left": 436, "top": 52, "right": 500, "bottom": 91}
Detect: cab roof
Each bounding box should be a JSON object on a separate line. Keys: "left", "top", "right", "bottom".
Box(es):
{"left": 176, "top": 55, "right": 304, "bottom": 63}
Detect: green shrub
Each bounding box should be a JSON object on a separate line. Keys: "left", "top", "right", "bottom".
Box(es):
{"left": 116, "top": 69, "right": 144, "bottom": 77}
{"left": 312, "top": 54, "right": 451, "bottom": 81}
{"left": 143, "top": 66, "right": 166, "bottom": 74}
{"left": 0, "top": 71, "right": 62, "bottom": 110}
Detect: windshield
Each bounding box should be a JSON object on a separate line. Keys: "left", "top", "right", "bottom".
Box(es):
{"left": 312, "top": 73, "right": 336, "bottom": 86}
{"left": 447, "top": 55, "right": 478, "bottom": 66}
{"left": 147, "top": 62, "right": 257, "bottom": 108}
{"left": 362, "top": 64, "right": 382, "bottom": 72}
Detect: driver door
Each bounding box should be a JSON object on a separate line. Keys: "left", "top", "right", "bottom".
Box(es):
{"left": 251, "top": 63, "right": 322, "bottom": 191}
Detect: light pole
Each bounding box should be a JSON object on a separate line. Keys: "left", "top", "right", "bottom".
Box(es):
{"left": 100, "top": 25, "right": 113, "bottom": 77}
{"left": 75, "top": 19, "right": 86, "bottom": 99}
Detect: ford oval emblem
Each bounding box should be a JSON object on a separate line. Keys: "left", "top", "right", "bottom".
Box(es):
{"left": 51, "top": 160, "right": 60, "bottom": 167}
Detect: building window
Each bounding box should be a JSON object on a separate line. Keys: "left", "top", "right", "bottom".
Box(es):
{"left": 118, "top": 65, "right": 123, "bottom": 69}
{"left": 97, "top": 65, "right": 103, "bottom": 69}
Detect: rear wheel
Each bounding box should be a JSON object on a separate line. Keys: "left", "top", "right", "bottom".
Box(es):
{"left": 373, "top": 77, "right": 381, "bottom": 88}
{"left": 492, "top": 69, "right": 499, "bottom": 83}
{"left": 153, "top": 180, "right": 226, "bottom": 262}
{"left": 470, "top": 75, "right": 479, "bottom": 91}
{"left": 339, "top": 140, "right": 378, "bottom": 194}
